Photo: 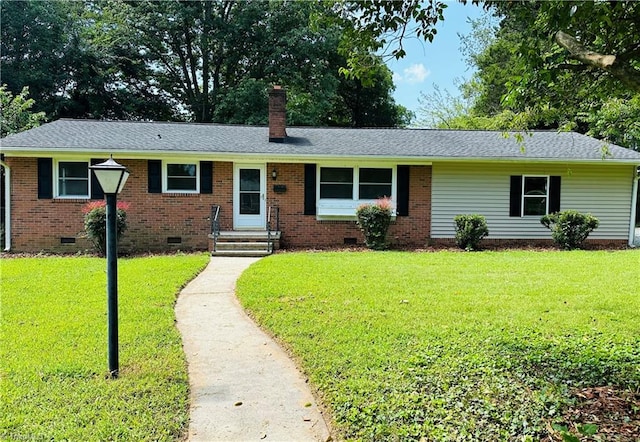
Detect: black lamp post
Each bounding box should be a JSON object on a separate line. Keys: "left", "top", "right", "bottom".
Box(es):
{"left": 89, "top": 156, "right": 130, "bottom": 378}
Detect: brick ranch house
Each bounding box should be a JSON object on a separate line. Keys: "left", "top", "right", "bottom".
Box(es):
{"left": 1, "top": 87, "right": 640, "bottom": 254}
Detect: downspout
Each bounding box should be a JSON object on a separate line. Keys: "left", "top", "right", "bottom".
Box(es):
{"left": 0, "top": 159, "right": 10, "bottom": 251}
{"left": 629, "top": 166, "right": 639, "bottom": 247}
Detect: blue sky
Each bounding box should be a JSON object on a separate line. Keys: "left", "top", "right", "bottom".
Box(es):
{"left": 384, "top": 1, "right": 487, "bottom": 121}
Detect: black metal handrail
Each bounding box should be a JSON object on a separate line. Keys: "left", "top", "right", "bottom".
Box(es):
{"left": 211, "top": 205, "right": 220, "bottom": 252}
{"left": 266, "top": 206, "right": 280, "bottom": 254}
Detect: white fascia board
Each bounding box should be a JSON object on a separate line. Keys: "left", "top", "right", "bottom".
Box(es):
{"left": 424, "top": 157, "right": 640, "bottom": 166}
{"left": 0, "top": 148, "right": 434, "bottom": 165}
{"left": 2, "top": 147, "right": 639, "bottom": 165}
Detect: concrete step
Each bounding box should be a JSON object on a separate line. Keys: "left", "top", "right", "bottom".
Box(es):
{"left": 214, "top": 230, "right": 281, "bottom": 241}
{"left": 211, "top": 249, "right": 272, "bottom": 257}
{"left": 215, "top": 241, "right": 270, "bottom": 251}
{"left": 209, "top": 230, "right": 280, "bottom": 256}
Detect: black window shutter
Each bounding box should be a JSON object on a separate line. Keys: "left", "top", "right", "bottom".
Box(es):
{"left": 304, "top": 164, "right": 316, "bottom": 215}
{"left": 549, "top": 176, "right": 561, "bottom": 213}
{"left": 509, "top": 175, "right": 522, "bottom": 217}
{"left": 396, "top": 165, "right": 410, "bottom": 216}
{"left": 37, "top": 158, "right": 53, "bottom": 199}
{"left": 90, "top": 158, "right": 105, "bottom": 199}
{"left": 148, "top": 160, "right": 162, "bottom": 193}
{"left": 200, "top": 161, "right": 213, "bottom": 194}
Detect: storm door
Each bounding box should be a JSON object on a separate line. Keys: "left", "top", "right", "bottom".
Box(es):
{"left": 233, "top": 164, "right": 266, "bottom": 229}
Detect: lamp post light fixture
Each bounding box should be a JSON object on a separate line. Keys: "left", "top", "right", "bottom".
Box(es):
{"left": 89, "top": 156, "right": 129, "bottom": 378}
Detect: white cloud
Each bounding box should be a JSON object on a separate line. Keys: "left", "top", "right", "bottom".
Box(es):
{"left": 394, "top": 63, "right": 431, "bottom": 85}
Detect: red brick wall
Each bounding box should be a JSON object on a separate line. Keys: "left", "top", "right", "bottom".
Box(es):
{"left": 7, "top": 158, "right": 223, "bottom": 253}
{"left": 266, "top": 163, "right": 432, "bottom": 249}
{"left": 118, "top": 159, "right": 222, "bottom": 252}
{"left": 7, "top": 157, "right": 96, "bottom": 252}
{"left": 6, "top": 158, "right": 433, "bottom": 253}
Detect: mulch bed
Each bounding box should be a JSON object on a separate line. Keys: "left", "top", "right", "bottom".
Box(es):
{"left": 549, "top": 386, "right": 640, "bottom": 441}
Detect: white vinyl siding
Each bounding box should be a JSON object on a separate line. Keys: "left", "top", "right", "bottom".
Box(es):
{"left": 431, "top": 162, "right": 635, "bottom": 240}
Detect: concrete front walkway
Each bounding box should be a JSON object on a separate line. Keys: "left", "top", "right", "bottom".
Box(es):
{"left": 175, "top": 257, "right": 331, "bottom": 442}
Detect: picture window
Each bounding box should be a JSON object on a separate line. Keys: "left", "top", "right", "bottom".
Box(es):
{"left": 320, "top": 167, "right": 353, "bottom": 199}
{"left": 359, "top": 168, "right": 392, "bottom": 199}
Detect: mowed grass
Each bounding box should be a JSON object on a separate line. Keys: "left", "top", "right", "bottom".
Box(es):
{"left": 237, "top": 250, "right": 640, "bottom": 441}
{"left": 1, "top": 254, "right": 209, "bottom": 441}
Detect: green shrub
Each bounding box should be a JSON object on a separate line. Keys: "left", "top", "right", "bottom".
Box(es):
{"left": 83, "top": 201, "right": 129, "bottom": 256}
{"left": 356, "top": 197, "right": 393, "bottom": 250}
{"left": 453, "top": 214, "right": 489, "bottom": 251}
{"left": 540, "top": 210, "right": 599, "bottom": 250}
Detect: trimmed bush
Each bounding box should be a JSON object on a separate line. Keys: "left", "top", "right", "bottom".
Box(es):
{"left": 454, "top": 214, "right": 489, "bottom": 251}
{"left": 540, "top": 210, "right": 599, "bottom": 250}
{"left": 356, "top": 197, "right": 393, "bottom": 250}
{"left": 83, "top": 201, "right": 129, "bottom": 256}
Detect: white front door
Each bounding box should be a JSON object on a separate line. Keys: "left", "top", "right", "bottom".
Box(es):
{"left": 233, "top": 164, "right": 266, "bottom": 229}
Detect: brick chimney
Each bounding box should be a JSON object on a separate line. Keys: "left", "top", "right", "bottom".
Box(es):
{"left": 268, "top": 85, "right": 287, "bottom": 142}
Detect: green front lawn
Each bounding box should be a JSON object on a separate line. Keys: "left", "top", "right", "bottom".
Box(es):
{"left": 1, "top": 254, "right": 209, "bottom": 441}
{"left": 237, "top": 250, "right": 640, "bottom": 441}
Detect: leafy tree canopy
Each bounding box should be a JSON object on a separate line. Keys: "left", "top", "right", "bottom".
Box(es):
{"left": 0, "top": 0, "right": 178, "bottom": 121}
{"left": 335, "top": 0, "right": 639, "bottom": 94}
{"left": 1, "top": 0, "right": 409, "bottom": 127}
{"left": 416, "top": 1, "right": 640, "bottom": 150}
{"left": 0, "top": 85, "right": 46, "bottom": 138}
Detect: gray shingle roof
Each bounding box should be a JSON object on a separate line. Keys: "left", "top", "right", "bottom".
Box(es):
{"left": 2, "top": 119, "right": 640, "bottom": 163}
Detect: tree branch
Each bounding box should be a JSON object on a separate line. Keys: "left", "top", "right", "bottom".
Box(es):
{"left": 556, "top": 63, "right": 589, "bottom": 72}
{"left": 555, "top": 30, "right": 640, "bottom": 92}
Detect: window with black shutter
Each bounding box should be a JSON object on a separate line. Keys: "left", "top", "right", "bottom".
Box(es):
{"left": 510, "top": 175, "right": 561, "bottom": 217}
{"left": 304, "top": 164, "right": 317, "bottom": 215}
{"left": 37, "top": 158, "right": 53, "bottom": 199}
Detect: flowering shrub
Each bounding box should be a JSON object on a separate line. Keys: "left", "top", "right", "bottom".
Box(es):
{"left": 83, "top": 201, "right": 130, "bottom": 256}
{"left": 356, "top": 197, "right": 393, "bottom": 250}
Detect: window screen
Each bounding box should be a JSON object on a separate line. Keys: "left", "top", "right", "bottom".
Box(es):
{"left": 320, "top": 167, "right": 353, "bottom": 199}
{"left": 522, "top": 176, "right": 548, "bottom": 216}
{"left": 359, "top": 168, "right": 392, "bottom": 199}
{"left": 58, "top": 162, "right": 89, "bottom": 197}
{"left": 167, "top": 163, "right": 197, "bottom": 191}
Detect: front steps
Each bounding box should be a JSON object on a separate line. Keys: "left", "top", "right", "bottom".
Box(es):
{"left": 209, "top": 230, "right": 281, "bottom": 257}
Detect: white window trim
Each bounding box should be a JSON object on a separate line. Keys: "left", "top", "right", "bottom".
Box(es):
{"left": 521, "top": 175, "right": 550, "bottom": 217}
{"left": 55, "top": 159, "right": 90, "bottom": 199}
{"left": 317, "top": 165, "right": 396, "bottom": 219}
{"left": 162, "top": 160, "right": 200, "bottom": 194}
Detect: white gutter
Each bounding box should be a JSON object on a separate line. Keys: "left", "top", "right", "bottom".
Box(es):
{"left": 0, "top": 160, "right": 10, "bottom": 251}
{"left": 629, "top": 166, "right": 639, "bottom": 247}
{"left": 2, "top": 149, "right": 640, "bottom": 167}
